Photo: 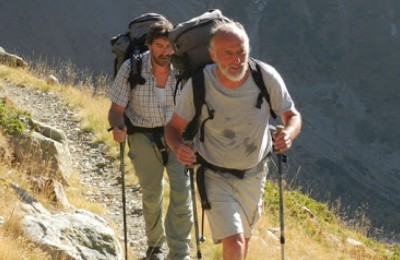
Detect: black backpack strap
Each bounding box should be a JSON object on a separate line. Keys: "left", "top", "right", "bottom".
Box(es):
{"left": 196, "top": 164, "right": 211, "bottom": 210}
{"left": 152, "top": 130, "right": 169, "bottom": 166}
{"left": 182, "top": 68, "right": 215, "bottom": 142}
{"left": 182, "top": 68, "right": 206, "bottom": 141}
{"left": 192, "top": 69, "right": 215, "bottom": 143}
{"left": 199, "top": 105, "right": 214, "bottom": 142}
{"left": 128, "top": 52, "right": 146, "bottom": 90}
{"left": 113, "top": 57, "right": 118, "bottom": 78}
{"left": 173, "top": 79, "right": 182, "bottom": 105}
{"left": 124, "top": 124, "right": 169, "bottom": 165}
{"left": 249, "top": 58, "right": 277, "bottom": 119}
{"left": 123, "top": 51, "right": 145, "bottom": 130}
{"left": 197, "top": 153, "right": 245, "bottom": 179}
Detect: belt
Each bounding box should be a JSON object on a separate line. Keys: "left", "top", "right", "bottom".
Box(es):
{"left": 129, "top": 125, "right": 168, "bottom": 165}
{"left": 195, "top": 153, "right": 271, "bottom": 211}
{"left": 196, "top": 154, "right": 247, "bottom": 179}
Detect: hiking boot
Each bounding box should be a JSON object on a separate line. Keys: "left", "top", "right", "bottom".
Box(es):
{"left": 146, "top": 247, "right": 164, "bottom": 260}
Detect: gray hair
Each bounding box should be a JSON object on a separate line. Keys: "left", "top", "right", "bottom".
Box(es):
{"left": 209, "top": 21, "right": 250, "bottom": 50}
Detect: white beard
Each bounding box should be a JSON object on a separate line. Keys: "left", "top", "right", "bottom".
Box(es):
{"left": 218, "top": 59, "right": 249, "bottom": 82}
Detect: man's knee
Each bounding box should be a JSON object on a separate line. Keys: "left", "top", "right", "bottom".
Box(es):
{"left": 168, "top": 189, "right": 191, "bottom": 216}
{"left": 222, "top": 233, "right": 246, "bottom": 254}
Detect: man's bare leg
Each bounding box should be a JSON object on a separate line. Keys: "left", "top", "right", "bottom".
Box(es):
{"left": 222, "top": 233, "right": 246, "bottom": 260}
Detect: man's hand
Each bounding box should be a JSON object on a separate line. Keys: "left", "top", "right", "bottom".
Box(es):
{"left": 112, "top": 126, "right": 127, "bottom": 143}
{"left": 165, "top": 113, "right": 196, "bottom": 166}
{"left": 273, "top": 128, "right": 292, "bottom": 154}
{"left": 176, "top": 142, "right": 197, "bottom": 166}
{"left": 274, "top": 108, "right": 302, "bottom": 153}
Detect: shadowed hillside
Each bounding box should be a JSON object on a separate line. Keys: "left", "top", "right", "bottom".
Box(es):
{"left": 1, "top": 0, "right": 399, "bottom": 242}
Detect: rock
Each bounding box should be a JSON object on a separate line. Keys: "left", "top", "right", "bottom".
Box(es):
{"left": 0, "top": 47, "right": 27, "bottom": 68}
{"left": 28, "top": 176, "right": 72, "bottom": 209}
{"left": 28, "top": 118, "right": 68, "bottom": 144}
{"left": 267, "top": 227, "right": 280, "bottom": 241}
{"left": 18, "top": 200, "right": 51, "bottom": 216}
{"left": 7, "top": 178, "right": 63, "bottom": 215}
{"left": 22, "top": 209, "right": 123, "bottom": 260}
{"left": 46, "top": 74, "right": 60, "bottom": 86}
{"left": 302, "top": 205, "right": 319, "bottom": 226}
{"left": 346, "top": 237, "right": 363, "bottom": 247}
{"left": 0, "top": 216, "right": 4, "bottom": 225}
{"left": 12, "top": 126, "right": 72, "bottom": 185}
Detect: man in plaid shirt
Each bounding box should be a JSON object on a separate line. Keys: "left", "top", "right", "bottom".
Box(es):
{"left": 108, "top": 20, "right": 192, "bottom": 260}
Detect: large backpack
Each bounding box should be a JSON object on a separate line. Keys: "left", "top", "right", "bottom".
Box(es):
{"left": 168, "top": 9, "right": 277, "bottom": 141}
{"left": 111, "top": 13, "right": 167, "bottom": 88}
{"left": 169, "top": 9, "right": 231, "bottom": 84}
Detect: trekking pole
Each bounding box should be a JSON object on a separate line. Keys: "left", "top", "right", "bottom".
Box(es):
{"left": 189, "top": 165, "right": 202, "bottom": 259}
{"left": 184, "top": 140, "right": 202, "bottom": 259}
{"left": 120, "top": 141, "right": 128, "bottom": 260}
{"left": 275, "top": 125, "right": 286, "bottom": 260}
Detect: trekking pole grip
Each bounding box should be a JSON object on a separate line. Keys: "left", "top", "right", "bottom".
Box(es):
{"left": 275, "top": 125, "right": 284, "bottom": 154}
{"left": 183, "top": 140, "right": 195, "bottom": 169}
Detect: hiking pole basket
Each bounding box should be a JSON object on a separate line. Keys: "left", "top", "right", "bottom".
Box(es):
{"left": 120, "top": 141, "right": 128, "bottom": 260}
{"left": 275, "top": 125, "right": 286, "bottom": 260}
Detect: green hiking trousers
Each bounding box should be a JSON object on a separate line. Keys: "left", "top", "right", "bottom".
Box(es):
{"left": 127, "top": 133, "right": 192, "bottom": 259}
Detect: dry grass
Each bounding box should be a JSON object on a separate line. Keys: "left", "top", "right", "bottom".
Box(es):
{"left": 0, "top": 163, "right": 52, "bottom": 260}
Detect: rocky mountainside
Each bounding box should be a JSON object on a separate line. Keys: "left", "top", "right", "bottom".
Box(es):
{"left": 1, "top": 0, "right": 399, "bottom": 241}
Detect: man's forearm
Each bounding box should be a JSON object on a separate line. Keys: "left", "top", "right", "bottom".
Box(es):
{"left": 165, "top": 124, "right": 183, "bottom": 153}
{"left": 281, "top": 109, "right": 302, "bottom": 141}
{"left": 285, "top": 114, "right": 302, "bottom": 141}
{"left": 108, "top": 107, "right": 125, "bottom": 129}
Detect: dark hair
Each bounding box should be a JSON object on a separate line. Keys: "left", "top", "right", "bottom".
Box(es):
{"left": 146, "top": 20, "right": 173, "bottom": 44}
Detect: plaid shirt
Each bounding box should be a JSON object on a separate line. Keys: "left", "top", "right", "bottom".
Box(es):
{"left": 108, "top": 51, "right": 178, "bottom": 128}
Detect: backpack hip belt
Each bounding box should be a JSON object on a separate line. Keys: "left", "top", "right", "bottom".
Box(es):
{"left": 195, "top": 154, "right": 247, "bottom": 213}
{"left": 197, "top": 154, "right": 247, "bottom": 179}
{"left": 130, "top": 126, "right": 168, "bottom": 165}
{"left": 195, "top": 152, "right": 272, "bottom": 211}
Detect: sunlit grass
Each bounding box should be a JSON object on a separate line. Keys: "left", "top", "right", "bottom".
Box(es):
{"left": 0, "top": 164, "right": 51, "bottom": 260}
{"left": 0, "top": 235, "right": 52, "bottom": 260}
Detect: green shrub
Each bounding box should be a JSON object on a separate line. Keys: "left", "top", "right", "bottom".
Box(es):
{"left": 0, "top": 100, "right": 30, "bottom": 135}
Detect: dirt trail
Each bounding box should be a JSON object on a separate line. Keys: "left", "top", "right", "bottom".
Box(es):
{"left": 0, "top": 80, "right": 152, "bottom": 259}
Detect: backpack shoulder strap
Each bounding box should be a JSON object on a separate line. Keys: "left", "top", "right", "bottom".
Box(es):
{"left": 192, "top": 69, "right": 206, "bottom": 119}
{"left": 248, "top": 58, "right": 277, "bottom": 119}
{"left": 182, "top": 68, "right": 205, "bottom": 141}
{"left": 128, "top": 52, "right": 146, "bottom": 90}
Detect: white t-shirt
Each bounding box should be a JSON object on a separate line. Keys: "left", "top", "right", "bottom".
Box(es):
{"left": 175, "top": 62, "right": 295, "bottom": 170}
{"left": 155, "top": 86, "right": 166, "bottom": 108}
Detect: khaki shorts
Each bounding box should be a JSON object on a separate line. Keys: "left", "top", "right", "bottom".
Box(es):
{"left": 204, "top": 158, "right": 269, "bottom": 243}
